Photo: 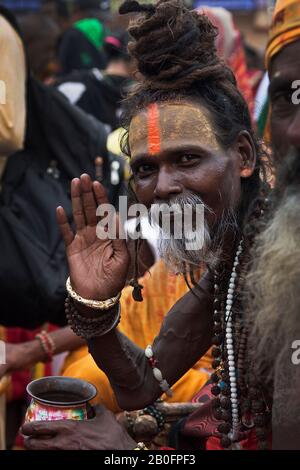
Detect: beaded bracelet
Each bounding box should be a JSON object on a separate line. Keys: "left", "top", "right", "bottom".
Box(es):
{"left": 65, "top": 297, "right": 121, "bottom": 339}
{"left": 142, "top": 404, "right": 165, "bottom": 432}
{"left": 35, "top": 330, "right": 56, "bottom": 362}
{"left": 145, "top": 345, "right": 173, "bottom": 398}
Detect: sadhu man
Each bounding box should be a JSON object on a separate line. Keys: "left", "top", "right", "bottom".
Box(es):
{"left": 22, "top": 0, "right": 272, "bottom": 450}
{"left": 267, "top": 0, "right": 300, "bottom": 163}
{"left": 247, "top": 0, "right": 300, "bottom": 450}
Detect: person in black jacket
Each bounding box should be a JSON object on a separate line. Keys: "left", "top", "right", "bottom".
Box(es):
{"left": 0, "top": 6, "right": 124, "bottom": 329}
{"left": 55, "top": 31, "right": 133, "bottom": 132}
{"left": 57, "top": 0, "right": 108, "bottom": 75}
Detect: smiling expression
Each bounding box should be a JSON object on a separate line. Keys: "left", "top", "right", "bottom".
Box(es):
{"left": 129, "top": 100, "right": 246, "bottom": 228}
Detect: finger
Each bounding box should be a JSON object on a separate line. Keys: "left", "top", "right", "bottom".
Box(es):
{"left": 21, "top": 421, "right": 59, "bottom": 437}
{"left": 71, "top": 178, "right": 86, "bottom": 231}
{"left": 93, "top": 181, "right": 111, "bottom": 238}
{"left": 93, "top": 404, "right": 108, "bottom": 416}
{"left": 56, "top": 206, "right": 74, "bottom": 247}
{"left": 24, "top": 436, "right": 56, "bottom": 451}
{"left": 93, "top": 181, "right": 109, "bottom": 207}
{"left": 111, "top": 214, "right": 128, "bottom": 255}
{"left": 80, "top": 174, "right": 97, "bottom": 226}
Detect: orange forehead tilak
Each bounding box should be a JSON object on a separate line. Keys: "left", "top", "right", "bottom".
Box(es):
{"left": 147, "top": 103, "right": 161, "bottom": 155}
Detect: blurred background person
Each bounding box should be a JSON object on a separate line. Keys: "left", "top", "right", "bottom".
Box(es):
{"left": 19, "top": 12, "right": 60, "bottom": 82}
{"left": 56, "top": 31, "right": 133, "bottom": 132}
{"left": 197, "top": 5, "right": 256, "bottom": 118}
{"left": 41, "top": 0, "right": 72, "bottom": 32}
{"left": 57, "top": 0, "right": 109, "bottom": 75}
{"left": 0, "top": 7, "right": 25, "bottom": 172}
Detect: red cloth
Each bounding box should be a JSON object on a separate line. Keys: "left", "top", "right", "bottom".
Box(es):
{"left": 2, "top": 326, "right": 56, "bottom": 402}
{"left": 182, "top": 383, "right": 270, "bottom": 450}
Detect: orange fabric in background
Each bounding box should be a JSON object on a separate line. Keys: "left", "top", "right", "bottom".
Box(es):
{"left": 63, "top": 260, "right": 212, "bottom": 412}
{"left": 266, "top": 0, "right": 300, "bottom": 68}
{"left": 199, "top": 6, "right": 255, "bottom": 119}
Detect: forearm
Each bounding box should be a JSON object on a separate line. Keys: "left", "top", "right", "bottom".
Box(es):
{"left": 88, "top": 273, "right": 214, "bottom": 410}
{"left": 49, "top": 326, "right": 85, "bottom": 355}
{"left": 10, "top": 327, "right": 85, "bottom": 371}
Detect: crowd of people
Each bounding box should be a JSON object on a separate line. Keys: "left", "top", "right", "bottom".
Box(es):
{"left": 0, "top": 0, "right": 299, "bottom": 451}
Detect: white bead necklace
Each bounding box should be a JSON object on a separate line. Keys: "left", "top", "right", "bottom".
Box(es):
{"left": 225, "top": 239, "right": 243, "bottom": 442}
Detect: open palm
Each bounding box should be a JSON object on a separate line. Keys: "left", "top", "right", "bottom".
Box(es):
{"left": 57, "top": 174, "right": 130, "bottom": 301}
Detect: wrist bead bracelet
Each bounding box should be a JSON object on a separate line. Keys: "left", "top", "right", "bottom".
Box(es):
{"left": 65, "top": 296, "right": 121, "bottom": 339}
{"left": 35, "top": 330, "right": 56, "bottom": 362}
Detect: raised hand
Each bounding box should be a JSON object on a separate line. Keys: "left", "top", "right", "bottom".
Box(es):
{"left": 57, "top": 174, "right": 130, "bottom": 301}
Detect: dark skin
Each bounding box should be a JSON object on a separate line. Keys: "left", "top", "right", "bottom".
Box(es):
{"left": 129, "top": 102, "right": 255, "bottom": 226}
{"left": 22, "top": 406, "right": 136, "bottom": 450}
{"left": 22, "top": 100, "right": 256, "bottom": 450}
{"left": 269, "top": 38, "right": 300, "bottom": 450}
{"left": 269, "top": 39, "right": 300, "bottom": 163}
{"left": 0, "top": 328, "right": 84, "bottom": 380}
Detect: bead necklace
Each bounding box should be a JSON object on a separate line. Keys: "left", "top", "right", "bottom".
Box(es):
{"left": 211, "top": 194, "right": 272, "bottom": 450}
{"left": 225, "top": 239, "right": 243, "bottom": 441}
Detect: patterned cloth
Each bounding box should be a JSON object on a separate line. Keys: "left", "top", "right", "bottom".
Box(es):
{"left": 197, "top": 6, "right": 255, "bottom": 118}
{"left": 266, "top": 0, "right": 300, "bottom": 68}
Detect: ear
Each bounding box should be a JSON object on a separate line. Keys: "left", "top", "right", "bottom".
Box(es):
{"left": 236, "top": 131, "right": 257, "bottom": 179}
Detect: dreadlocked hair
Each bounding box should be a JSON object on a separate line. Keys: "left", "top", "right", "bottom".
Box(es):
{"left": 120, "top": 0, "right": 268, "bottom": 214}
{"left": 119, "top": 0, "right": 270, "bottom": 297}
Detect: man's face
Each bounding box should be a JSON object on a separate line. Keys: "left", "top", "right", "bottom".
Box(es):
{"left": 129, "top": 101, "right": 247, "bottom": 270}
{"left": 269, "top": 40, "right": 300, "bottom": 163}
{"left": 129, "top": 101, "right": 243, "bottom": 228}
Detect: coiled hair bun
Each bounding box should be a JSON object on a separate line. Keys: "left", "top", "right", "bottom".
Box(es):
{"left": 119, "top": 1, "right": 269, "bottom": 288}
{"left": 119, "top": 0, "right": 235, "bottom": 91}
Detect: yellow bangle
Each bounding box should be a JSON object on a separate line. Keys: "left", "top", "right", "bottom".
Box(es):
{"left": 133, "top": 442, "right": 148, "bottom": 450}
{"left": 66, "top": 277, "right": 121, "bottom": 310}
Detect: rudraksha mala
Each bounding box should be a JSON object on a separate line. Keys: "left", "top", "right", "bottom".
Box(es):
{"left": 211, "top": 194, "right": 272, "bottom": 449}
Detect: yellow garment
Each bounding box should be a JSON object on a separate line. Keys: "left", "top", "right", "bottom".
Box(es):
{"left": 107, "top": 127, "right": 131, "bottom": 181}
{"left": 107, "top": 127, "right": 126, "bottom": 157}
{"left": 63, "top": 260, "right": 212, "bottom": 412}
{"left": 266, "top": 0, "right": 300, "bottom": 68}
{"left": 0, "top": 16, "right": 26, "bottom": 160}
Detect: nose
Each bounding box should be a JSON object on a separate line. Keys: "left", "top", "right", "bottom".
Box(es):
{"left": 287, "top": 107, "right": 300, "bottom": 151}
{"left": 153, "top": 167, "right": 182, "bottom": 201}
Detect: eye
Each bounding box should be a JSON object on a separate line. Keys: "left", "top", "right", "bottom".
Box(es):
{"left": 133, "top": 163, "right": 156, "bottom": 177}
{"left": 179, "top": 154, "right": 199, "bottom": 164}
{"left": 271, "top": 89, "right": 293, "bottom": 107}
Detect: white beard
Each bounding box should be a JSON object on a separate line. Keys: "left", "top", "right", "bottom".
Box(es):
{"left": 148, "top": 192, "right": 235, "bottom": 274}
